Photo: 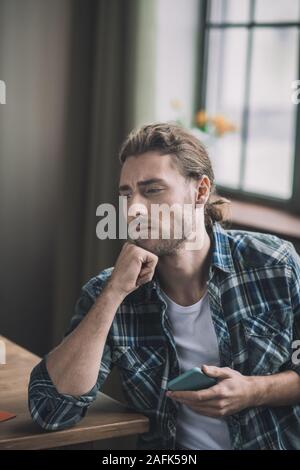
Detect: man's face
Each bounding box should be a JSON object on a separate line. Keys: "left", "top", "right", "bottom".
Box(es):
{"left": 118, "top": 151, "right": 207, "bottom": 256}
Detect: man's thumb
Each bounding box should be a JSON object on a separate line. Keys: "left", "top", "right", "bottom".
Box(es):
{"left": 201, "top": 364, "right": 231, "bottom": 379}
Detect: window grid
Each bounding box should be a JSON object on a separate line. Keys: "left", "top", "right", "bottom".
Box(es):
{"left": 196, "top": 0, "right": 300, "bottom": 213}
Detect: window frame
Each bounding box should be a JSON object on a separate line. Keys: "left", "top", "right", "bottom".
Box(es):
{"left": 195, "top": 0, "right": 300, "bottom": 215}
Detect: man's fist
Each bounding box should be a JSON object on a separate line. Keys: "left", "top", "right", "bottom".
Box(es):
{"left": 107, "top": 242, "right": 159, "bottom": 299}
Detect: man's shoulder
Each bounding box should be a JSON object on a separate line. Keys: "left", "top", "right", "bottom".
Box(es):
{"left": 81, "top": 266, "right": 115, "bottom": 300}
{"left": 224, "top": 226, "right": 293, "bottom": 269}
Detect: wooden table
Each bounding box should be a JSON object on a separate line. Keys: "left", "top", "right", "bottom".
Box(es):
{"left": 0, "top": 336, "right": 149, "bottom": 450}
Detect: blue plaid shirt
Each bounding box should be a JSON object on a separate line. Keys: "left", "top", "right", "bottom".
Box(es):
{"left": 28, "top": 222, "right": 300, "bottom": 450}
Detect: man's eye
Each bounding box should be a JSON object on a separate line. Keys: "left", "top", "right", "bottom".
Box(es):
{"left": 146, "top": 188, "right": 162, "bottom": 194}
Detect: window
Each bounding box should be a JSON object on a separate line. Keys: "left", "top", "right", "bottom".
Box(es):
{"left": 198, "top": 0, "right": 300, "bottom": 207}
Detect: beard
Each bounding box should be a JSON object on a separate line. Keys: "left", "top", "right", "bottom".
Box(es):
{"left": 128, "top": 231, "right": 189, "bottom": 257}
{"left": 127, "top": 192, "right": 202, "bottom": 256}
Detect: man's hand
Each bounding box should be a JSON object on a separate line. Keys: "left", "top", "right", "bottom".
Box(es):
{"left": 165, "top": 365, "right": 254, "bottom": 417}
{"left": 107, "top": 241, "right": 158, "bottom": 299}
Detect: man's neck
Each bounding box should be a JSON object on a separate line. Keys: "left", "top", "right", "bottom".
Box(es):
{"left": 156, "top": 229, "right": 212, "bottom": 306}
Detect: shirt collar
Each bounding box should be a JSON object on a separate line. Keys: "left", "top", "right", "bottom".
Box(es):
{"left": 209, "top": 221, "right": 235, "bottom": 275}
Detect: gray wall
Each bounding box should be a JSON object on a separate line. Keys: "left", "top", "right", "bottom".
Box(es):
{"left": 0, "top": 0, "right": 72, "bottom": 355}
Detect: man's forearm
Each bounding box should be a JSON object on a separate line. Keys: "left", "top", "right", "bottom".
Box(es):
{"left": 251, "top": 370, "right": 300, "bottom": 407}
{"left": 46, "top": 282, "right": 124, "bottom": 396}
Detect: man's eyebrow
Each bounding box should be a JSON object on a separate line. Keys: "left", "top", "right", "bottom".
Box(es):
{"left": 118, "top": 178, "right": 167, "bottom": 192}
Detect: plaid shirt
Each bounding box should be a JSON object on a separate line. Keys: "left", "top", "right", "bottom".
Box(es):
{"left": 28, "top": 221, "right": 300, "bottom": 450}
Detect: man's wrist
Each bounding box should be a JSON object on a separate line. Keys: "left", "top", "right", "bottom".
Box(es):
{"left": 102, "top": 280, "right": 127, "bottom": 305}
{"left": 88, "top": 281, "right": 125, "bottom": 335}
{"left": 247, "top": 375, "right": 272, "bottom": 407}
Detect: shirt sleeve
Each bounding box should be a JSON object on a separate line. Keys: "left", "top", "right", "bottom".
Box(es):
{"left": 28, "top": 280, "right": 114, "bottom": 431}
{"left": 282, "top": 241, "right": 300, "bottom": 376}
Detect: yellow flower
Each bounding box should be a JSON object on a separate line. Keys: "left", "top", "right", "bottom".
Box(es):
{"left": 195, "top": 110, "right": 207, "bottom": 127}
{"left": 194, "top": 109, "right": 237, "bottom": 136}
{"left": 209, "top": 115, "right": 237, "bottom": 136}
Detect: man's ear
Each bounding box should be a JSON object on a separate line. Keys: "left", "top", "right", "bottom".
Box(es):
{"left": 195, "top": 175, "right": 210, "bottom": 205}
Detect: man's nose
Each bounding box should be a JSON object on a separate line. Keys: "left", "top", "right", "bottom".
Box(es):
{"left": 127, "top": 201, "right": 148, "bottom": 224}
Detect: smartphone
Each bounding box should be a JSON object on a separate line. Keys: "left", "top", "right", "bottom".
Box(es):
{"left": 167, "top": 367, "right": 217, "bottom": 391}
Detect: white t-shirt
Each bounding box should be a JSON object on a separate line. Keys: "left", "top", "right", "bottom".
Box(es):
{"left": 160, "top": 287, "right": 232, "bottom": 450}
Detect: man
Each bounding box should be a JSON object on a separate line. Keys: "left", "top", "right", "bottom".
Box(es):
{"left": 28, "top": 122, "right": 300, "bottom": 450}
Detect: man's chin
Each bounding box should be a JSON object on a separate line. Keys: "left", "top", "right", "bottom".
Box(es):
{"left": 130, "top": 237, "right": 160, "bottom": 253}
{"left": 130, "top": 237, "right": 184, "bottom": 256}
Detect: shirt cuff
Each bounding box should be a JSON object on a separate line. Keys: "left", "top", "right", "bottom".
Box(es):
{"left": 29, "top": 355, "right": 99, "bottom": 407}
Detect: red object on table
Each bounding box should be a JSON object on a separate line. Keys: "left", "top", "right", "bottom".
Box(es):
{"left": 0, "top": 411, "right": 16, "bottom": 423}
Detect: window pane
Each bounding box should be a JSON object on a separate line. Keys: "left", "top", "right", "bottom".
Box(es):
{"left": 255, "top": 0, "right": 300, "bottom": 23}
{"left": 244, "top": 28, "right": 299, "bottom": 199}
{"left": 154, "top": 0, "right": 200, "bottom": 126}
{"left": 210, "top": 0, "right": 250, "bottom": 23}
{"left": 205, "top": 29, "right": 248, "bottom": 188}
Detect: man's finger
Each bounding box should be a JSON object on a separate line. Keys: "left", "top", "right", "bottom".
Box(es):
{"left": 139, "top": 249, "right": 158, "bottom": 265}
{"left": 170, "top": 397, "right": 227, "bottom": 417}
{"left": 201, "top": 364, "right": 232, "bottom": 379}
{"left": 166, "top": 386, "right": 219, "bottom": 402}
{"left": 138, "top": 264, "right": 154, "bottom": 278}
